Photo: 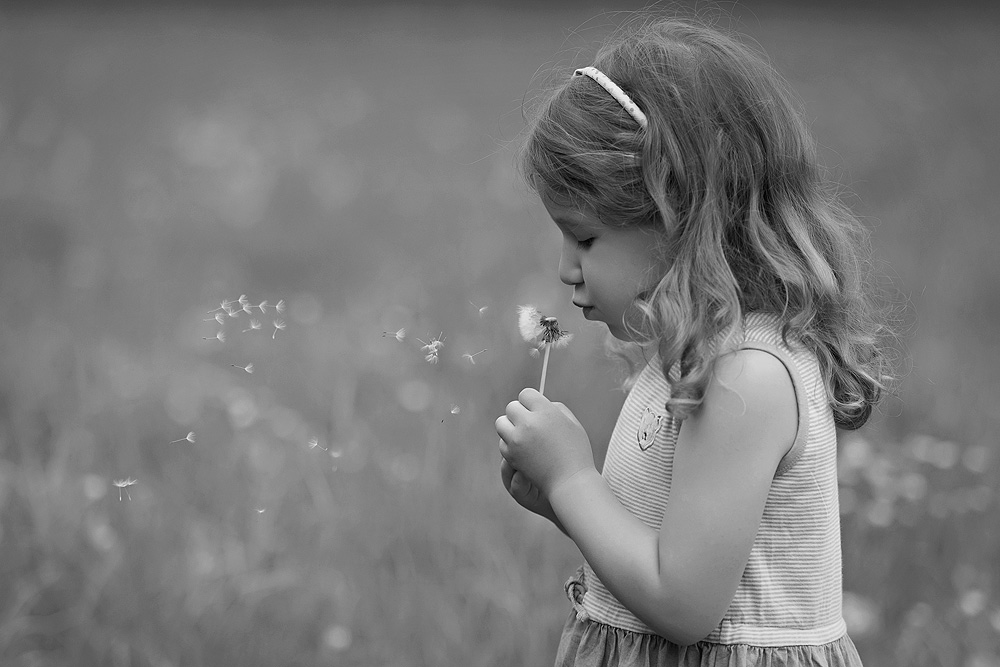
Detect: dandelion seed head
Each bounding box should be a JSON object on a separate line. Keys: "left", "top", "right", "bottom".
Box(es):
{"left": 518, "top": 305, "right": 543, "bottom": 342}
{"left": 275, "top": 299, "right": 286, "bottom": 314}
{"left": 242, "top": 303, "right": 253, "bottom": 314}
{"left": 257, "top": 300, "right": 270, "bottom": 313}
{"left": 243, "top": 318, "right": 262, "bottom": 333}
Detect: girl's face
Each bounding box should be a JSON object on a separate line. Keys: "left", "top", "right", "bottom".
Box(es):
{"left": 542, "top": 193, "right": 669, "bottom": 341}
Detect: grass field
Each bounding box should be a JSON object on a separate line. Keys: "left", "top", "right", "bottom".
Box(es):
{"left": 1, "top": 3, "right": 999, "bottom": 665}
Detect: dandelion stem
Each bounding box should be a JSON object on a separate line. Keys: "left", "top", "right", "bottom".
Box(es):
{"left": 539, "top": 343, "right": 551, "bottom": 396}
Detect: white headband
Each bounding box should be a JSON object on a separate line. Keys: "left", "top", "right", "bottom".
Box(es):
{"left": 573, "top": 66, "right": 648, "bottom": 129}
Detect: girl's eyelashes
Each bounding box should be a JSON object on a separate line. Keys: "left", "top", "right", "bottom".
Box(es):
{"left": 577, "top": 236, "right": 595, "bottom": 249}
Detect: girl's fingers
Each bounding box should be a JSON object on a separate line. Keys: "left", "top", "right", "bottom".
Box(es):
{"left": 505, "top": 398, "right": 530, "bottom": 422}
{"left": 495, "top": 414, "right": 514, "bottom": 441}
{"left": 498, "top": 437, "right": 511, "bottom": 461}
{"left": 510, "top": 470, "right": 530, "bottom": 499}
{"left": 500, "top": 457, "right": 515, "bottom": 490}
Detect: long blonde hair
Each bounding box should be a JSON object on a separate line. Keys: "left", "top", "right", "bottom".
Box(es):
{"left": 520, "top": 17, "right": 894, "bottom": 428}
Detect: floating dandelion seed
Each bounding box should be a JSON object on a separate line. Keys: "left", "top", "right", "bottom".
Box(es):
{"left": 113, "top": 477, "right": 137, "bottom": 501}
{"left": 203, "top": 331, "right": 226, "bottom": 343}
{"left": 382, "top": 327, "right": 406, "bottom": 342}
{"left": 243, "top": 319, "right": 262, "bottom": 333}
{"left": 232, "top": 363, "right": 254, "bottom": 374}
{"left": 208, "top": 299, "right": 235, "bottom": 314}
{"left": 462, "top": 349, "right": 487, "bottom": 364}
{"left": 241, "top": 302, "right": 253, "bottom": 315}
{"left": 238, "top": 294, "right": 249, "bottom": 307}
{"left": 417, "top": 334, "right": 445, "bottom": 364}
{"left": 275, "top": 299, "right": 286, "bottom": 314}
{"left": 470, "top": 301, "right": 489, "bottom": 317}
{"left": 517, "top": 305, "right": 572, "bottom": 396}
{"left": 256, "top": 508, "right": 266, "bottom": 514}
{"left": 257, "top": 300, "right": 270, "bottom": 313}
{"left": 170, "top": 432, "right": 196, "bottom": 444}
{"left": 272, "top": 319, "right": 286, "bottom": 339}
{"left": 442, "top": 403, "right": 461, "bottom": 423}
{"left": 203, "top": 313, "right": 226, "bottom": 325}
{"left": 308, "top": 437, "right": 328, "bottom": 451}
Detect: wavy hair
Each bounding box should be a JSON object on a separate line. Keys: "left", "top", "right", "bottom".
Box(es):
{"left": 519, "top": 17, "right": 894, "bottom": 429}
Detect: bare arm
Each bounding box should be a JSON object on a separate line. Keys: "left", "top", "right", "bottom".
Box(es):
{"left": 547, "top": 350, "right": 797, "bottom": 644}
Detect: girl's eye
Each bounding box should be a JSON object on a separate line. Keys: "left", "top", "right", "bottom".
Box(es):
{"left": 577, "top": 237, "right": 595, "bottom": 249}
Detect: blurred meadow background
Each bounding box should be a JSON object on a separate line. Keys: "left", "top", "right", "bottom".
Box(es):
{"left": 1, "top": 1, "right": 999, "bottom": 665}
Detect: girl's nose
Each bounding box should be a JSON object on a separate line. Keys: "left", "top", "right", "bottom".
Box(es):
{"left": 558, "top": 237, "right": 583, "bottom": 286}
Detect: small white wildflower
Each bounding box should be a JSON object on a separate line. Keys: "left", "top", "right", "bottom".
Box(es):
{"left": 202, "top": 331, "right": 226, "bottom": 343}
{"left": 242, "top": 318, "right": 262, "bottom": 333}
{"left": 462, "top": 349, "right": 487, "bottom": 364}
{"left": 382, "top": 327, "right": 406, "bottom": 342}
{"left": 232, "top": 363, "right": 254, "bottom": 374}
{"left": 275, "top": 299, "right": 286, "bottom": 314}
{"left": 170, "top": 432, "right": 196, "bottom": 444}
{"left": 112, "top": 477, "right": 137, "bottom": 501}
{"left": 272, "top": 319, "right": 286, "bottom": 339}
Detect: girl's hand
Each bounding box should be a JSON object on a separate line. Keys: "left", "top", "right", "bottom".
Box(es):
{"left": 499, "top": 458, "right": 561, "bottom": 526}
{"left": 495, "top": 388, "right": 595, "bottom": 497}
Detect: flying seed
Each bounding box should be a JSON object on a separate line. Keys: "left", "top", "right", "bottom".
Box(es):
{"left": 232, "top": 363, "right": 254, "bottom": 374}
{"left": 243, "top": 319, "right": 262, "bottom": 333}
{"left": 382, "top": 328, "right": 406, "bottom": 342}
{"left": 272, "top": 319, "right": 286, "bottom": 339}
{"left": 462, "top": 349, "right": 487, "bottom": 364}
{"left": 170, "top": 432, "right": 196, "bottom": 444}
{"left": 112, "top": 477, "right": 137, "bottom": 501}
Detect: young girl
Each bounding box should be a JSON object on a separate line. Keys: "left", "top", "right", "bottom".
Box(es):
{"left": 495, "top": 16, "right": 891, "bottom": 667}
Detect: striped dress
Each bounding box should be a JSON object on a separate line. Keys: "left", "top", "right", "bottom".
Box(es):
{"left": 555, "top": 312, "right": 864, "bottom": 666}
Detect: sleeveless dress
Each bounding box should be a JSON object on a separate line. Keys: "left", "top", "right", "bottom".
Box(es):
{"left": 555, "top": 312, "right": 864, "bottom": 666}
